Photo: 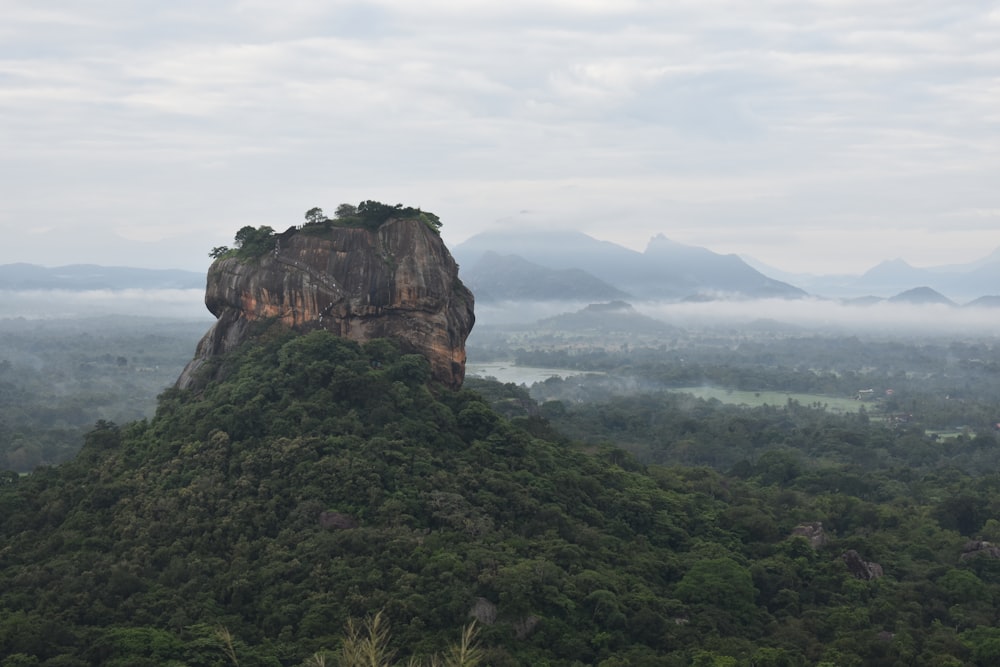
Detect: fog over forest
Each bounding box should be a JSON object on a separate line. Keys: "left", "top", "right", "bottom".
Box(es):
{"left": 637, "top": 299, "right": 999, "bottom": 335}
{"left": 0, "top": 289, "right": 212, "bottom": 320}
{"left": 474, "top": 298, "right": 1000, "bottom": 335}
{"left": 3, "top": 284, "right": 995, "bottom": 341}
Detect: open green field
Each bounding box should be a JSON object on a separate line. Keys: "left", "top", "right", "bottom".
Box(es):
{"left": 925, "top": 429, "right": 968, "bottom": 441}
{"left": 671, "top": 386, "right": 867, "bottom": 414}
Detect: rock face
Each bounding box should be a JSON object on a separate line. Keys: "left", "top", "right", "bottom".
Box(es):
{"left": 176, "top": 218, "right": 475, "bottom": 390}
{"left": 960, "top": 540, "right": 1000, "bottom": 561}
{"left": 842, "top": 549, "right": 884, "bottom": 580}
{"left": 791, "top": 522, "right": 829, "bottom": 549}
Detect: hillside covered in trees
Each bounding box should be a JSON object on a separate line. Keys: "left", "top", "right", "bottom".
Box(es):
{"left": 2, "top": 322, "right": 1000, "bottom": 665}
{"left": 0, "top": 317, "right": 207, "bottom": 471}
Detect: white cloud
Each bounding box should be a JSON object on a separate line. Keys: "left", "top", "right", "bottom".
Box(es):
{"left": 0, "top": 0, "right": 998, "bottom": 275}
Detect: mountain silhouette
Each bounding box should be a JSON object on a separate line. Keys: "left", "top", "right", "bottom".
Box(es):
{"left": 454, "top": 230, "right": 805, "bottom": 300}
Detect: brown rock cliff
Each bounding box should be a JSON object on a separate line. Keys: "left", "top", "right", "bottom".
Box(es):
{"left": 176, "top": 218, "right": 475, "bottom": 390}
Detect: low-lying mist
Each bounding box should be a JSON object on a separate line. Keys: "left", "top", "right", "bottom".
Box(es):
{"left": 474, "top": 297, "right": 1000, "bottom": 337}
{"left": 4, "top": 290, "right": 993, "bottom": 338}
{"left": 635, "top": 298, "right": 999, "bottom": 336}
{"left": 0, "top": 289, "right": 212, "bottom": 321}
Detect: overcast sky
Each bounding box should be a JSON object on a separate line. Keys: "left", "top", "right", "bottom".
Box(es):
{"left": 2, "top": 1, "right": 999, "bottom": 274}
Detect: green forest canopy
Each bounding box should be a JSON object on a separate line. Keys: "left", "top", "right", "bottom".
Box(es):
{"left": 3, "top": 323, "right": 1000, "bottom": 665}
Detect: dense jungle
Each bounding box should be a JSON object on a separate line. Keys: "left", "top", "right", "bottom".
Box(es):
{"left": 1, "top": 312, "right": 1000, "bottom": 666}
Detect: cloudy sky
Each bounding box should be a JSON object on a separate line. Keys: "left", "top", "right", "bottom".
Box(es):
{"left": 2, "top": 1, "right": 999, "bottom": 274}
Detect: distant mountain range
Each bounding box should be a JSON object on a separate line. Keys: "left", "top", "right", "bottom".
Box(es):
{"left": 461, "top": 252, "right": 628, "bottom": 303}
{"left": 745, "top": 248, "right": 1000, "bottom": 301}
{"left": 5, "top": 233, "right": 997, "bottom": 305}
{"left": 455, "top": 230, "right": 1000, "bottom": 304}
{"left": 454, "top": 230, "right": 806, "bottom": 302}
{"left": 0, "top": 263, "right": 204, "bottom": 291}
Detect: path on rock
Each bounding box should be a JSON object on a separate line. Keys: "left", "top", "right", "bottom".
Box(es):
{"left": 273, "top": 247, "right": 345, "bottom": 322}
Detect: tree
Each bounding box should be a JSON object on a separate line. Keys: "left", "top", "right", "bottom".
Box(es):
{"left": 209, "top": 246, "right": 230, "bottom": 259}
{"left": 233, "top": 225, "right": 256, "bottom": 248}
{"left": 691, "top": 651, "right": 738, "bottom": 667}
{"left": 304, "top": 207, "right": 327, "bottom": 226}
{"left": 356, "top": 200, "right": 402, "bottom": 228}
{"left": 0, "top": 470, "right": 18, "bottom": 487}
{"left": 335, "top": 203, "right": 358, "bottom": 218}
{"left": 675, "top": 557, "right": 757, "bottom": 623}
{"left": 232, "top": 225, "right": 275, "bottom": 258}
{"left": 416, "top": 210, "right": 442, "bottom": 233}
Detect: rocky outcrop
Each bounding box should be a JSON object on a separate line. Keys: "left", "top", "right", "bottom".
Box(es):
{"left": 468, "top": 598, "right": 498, "bottom": 625}
{"left": 960, "top": 540, "right": 1000, "bottom": 561}
{"left": 318, "top": 511, "right": 358, "bottom": 530}
{"left": 842, "top": 549, "right": 884, "bottom": 580}
{"left": 791, "top": 522, "right": 828, "bottom": 549}
{"left": 177, "top": 218, "right": 475, "bottom": 390}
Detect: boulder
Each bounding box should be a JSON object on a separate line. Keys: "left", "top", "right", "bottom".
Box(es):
{"left": 791, "top": 522, "right": 828, "bottom": 549}
{"left": 842, "top": 549, "right": 884, "bottom": 580}
{"left": 960, "top": 540, "right": 1000, "bottom": 561}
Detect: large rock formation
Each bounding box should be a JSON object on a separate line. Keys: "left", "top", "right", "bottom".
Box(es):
{"left": 177, "top": 218, "right": 475, "bottom": 390}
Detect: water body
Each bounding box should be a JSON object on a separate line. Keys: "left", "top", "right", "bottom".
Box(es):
{"left": 465, "top": 362, "right": 593, "bottom": 386}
